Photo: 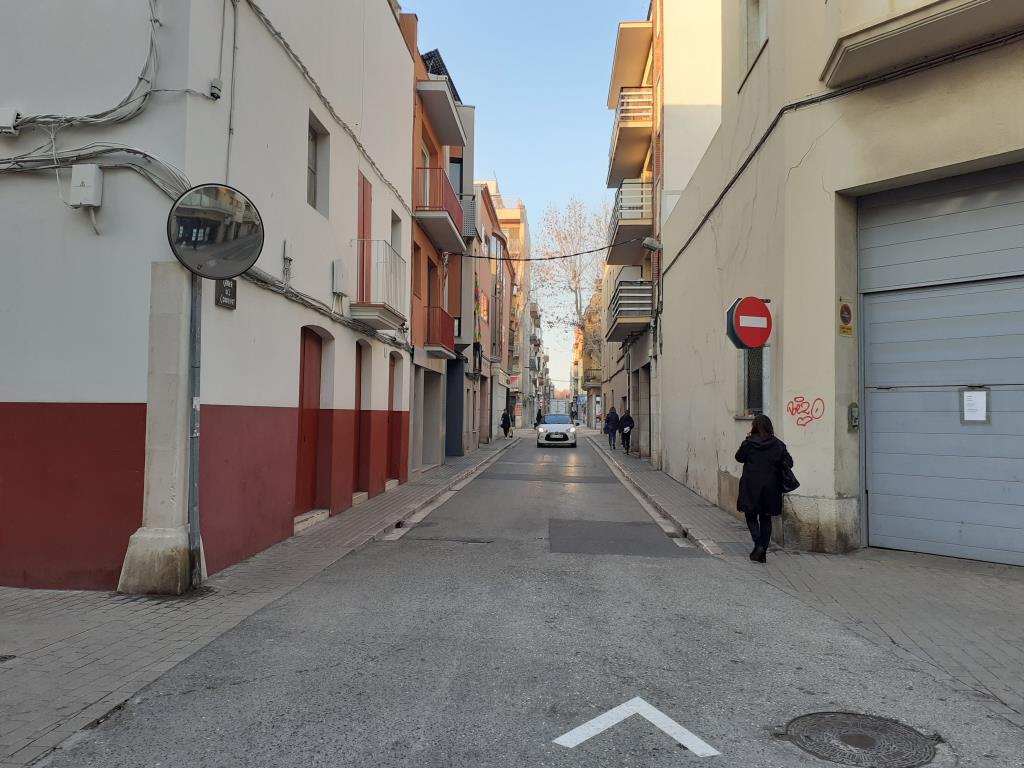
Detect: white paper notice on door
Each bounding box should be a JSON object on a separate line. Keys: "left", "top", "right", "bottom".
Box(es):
{"left": 962, "top": 390, "right": 988, "bottom": 423}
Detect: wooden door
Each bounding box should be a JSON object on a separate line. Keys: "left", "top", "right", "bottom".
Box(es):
{"left": 354, "top": 344, "right": 365, "bottom": 492}
{"left": 387, "top": 355, "right": 399, "bottom": 481}
{"left": 295, "top": 328, "right": 322, "bottom": 515}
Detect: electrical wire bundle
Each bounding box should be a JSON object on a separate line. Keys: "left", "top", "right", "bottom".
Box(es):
{"left": 0, "top": 0, "right": 190, "bottom": 199}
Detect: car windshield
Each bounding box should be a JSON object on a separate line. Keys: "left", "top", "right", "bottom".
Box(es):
{"left": 544, "top": 414, "right": 571, "bottom": 424}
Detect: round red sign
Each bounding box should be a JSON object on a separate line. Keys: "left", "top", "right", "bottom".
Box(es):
{"left": 731, "top": 296, "right": 773, "bottom": 348}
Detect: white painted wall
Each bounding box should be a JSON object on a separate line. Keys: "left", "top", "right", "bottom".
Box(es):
{"left": 0, "top": 0, "right": 190, "bottom": 403}
{"left": 0, "top": 0, "right": 414, "bottom": 413}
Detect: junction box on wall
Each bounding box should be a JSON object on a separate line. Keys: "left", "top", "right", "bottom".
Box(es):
{"left": 69, "top": 164, "right": 104, "bottom": 208}
{"left": 0, "top": 108, "right": 21, "bottom": 136}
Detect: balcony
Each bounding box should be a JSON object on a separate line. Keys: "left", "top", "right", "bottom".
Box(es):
{"left": 349, "top": 240, "right": 407, "bottom": 330}
{"left": 416, "top": 76, "right": 466, "bottom": 147}
{"left": 607, "top": 179, "right": 653, "bottom": 265}
{"left": 530, "top": 302, "right": 539, "bottom": 319}
{"left": 607, "top": 86, "right": 653, "bottom": 188}
{"left": 414, "top": 168, "right": 465, "bottom": 254}
{"left": 584, "top": 368, "right": 603, "bottom": 390}
{"left": 606, "top": 279, "right": 653, "bottom": 342}
{"left": 821, "top": 0, "right": 1024, "bottom": 88}
{"left": 424, "top": 305, "right": 456, "bottom": 359}
{"left": 530, "top": 333, "right": 541, "bottom": 347}
{"left": 529, "top": 358, "right": 539, "bottom": 372}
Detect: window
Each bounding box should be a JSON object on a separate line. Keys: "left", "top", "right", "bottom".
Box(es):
{"left": 390, "top": 211, "right": 402, "bottom": 256}
{"left": 448, "top": 157, "right": 463, "bottom": 196}
{"left": 744, "top": 0, "right": 767, "bottom": 70}
{"left": 739, "top": 346, "right": 770, "bottom": 417}
{"left": 307, "top": 113, "right": 329, "bottom": 215}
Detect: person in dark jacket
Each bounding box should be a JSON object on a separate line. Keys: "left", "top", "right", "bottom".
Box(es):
{"left": 735, "top": 414, "right": 793, "bottom": 563}
{"left": 534, "top": 408, "right": 543, "bottom": 428}
{"left": 604, "top": 407, "right": 620, "bottom": 449}
{"left": 618, "top": 410, "right": 636, "bottom": 454}
{"left": 500, "top": 410, "right": 511, "bottom": 438}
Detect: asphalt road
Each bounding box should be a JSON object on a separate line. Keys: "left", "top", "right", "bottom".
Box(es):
{"left": 43, "top": 440, "right": 1024, "bottom": 767}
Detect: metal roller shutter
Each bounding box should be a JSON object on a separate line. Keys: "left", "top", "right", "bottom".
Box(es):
{"left": 859, "top": 165, "right": 1024, "bottom": 565}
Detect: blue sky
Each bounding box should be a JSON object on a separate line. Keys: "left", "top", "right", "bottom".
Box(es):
{"left": 403, "top": 0, "right": 649, "bottom": 389}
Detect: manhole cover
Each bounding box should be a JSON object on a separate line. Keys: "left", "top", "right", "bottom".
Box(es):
{"left": 783, "top": 712, "right": 937, "bottom": 767}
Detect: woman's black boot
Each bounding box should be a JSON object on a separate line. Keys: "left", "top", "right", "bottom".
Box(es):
{"left": 749, "top": 546, "right": 759, "bottom": 561}
{"left": 755, "top": 546, "right": 767, "bottom": 563}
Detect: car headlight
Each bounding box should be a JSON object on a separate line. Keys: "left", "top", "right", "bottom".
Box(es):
{"left": 569, "top": 427, "right": 576, "bottom": 433}
{"left": 537, "top": 427, "right": 545, "bottom": 434}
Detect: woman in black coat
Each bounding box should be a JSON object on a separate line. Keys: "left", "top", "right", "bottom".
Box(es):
{"left": 735, "top": 414, "right": 793, "bottom": 563}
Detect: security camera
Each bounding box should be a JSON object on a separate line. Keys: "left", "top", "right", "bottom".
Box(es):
{"left": 641, "top": 237, "right": 663, "bottom": 252}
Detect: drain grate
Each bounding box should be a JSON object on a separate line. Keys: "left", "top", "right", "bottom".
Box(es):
{"left": 783, "top": 712, "right": 937, "bottom": 767}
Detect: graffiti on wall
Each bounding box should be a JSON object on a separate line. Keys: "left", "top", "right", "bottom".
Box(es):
{"left": 786, "top": 396, "right": 826, "bottom": 427}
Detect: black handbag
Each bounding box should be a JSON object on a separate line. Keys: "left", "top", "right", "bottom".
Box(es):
{"left": 781, "top": 465, "right": 800, "bottom": 494}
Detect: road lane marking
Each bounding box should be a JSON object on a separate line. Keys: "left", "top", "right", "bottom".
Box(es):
{"left": 553, "top": 696, "right": 720, "bottom": 756}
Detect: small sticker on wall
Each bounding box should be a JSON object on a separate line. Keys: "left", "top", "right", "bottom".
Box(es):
{"left": 838, "top": 298, "right": 854, "bottom": 337}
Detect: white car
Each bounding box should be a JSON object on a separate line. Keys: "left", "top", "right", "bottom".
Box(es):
{"left": 536, "top": 414, "right": 578, "bottom": 448}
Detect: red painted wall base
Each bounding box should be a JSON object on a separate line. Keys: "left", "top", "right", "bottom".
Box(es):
{"left": 0, "top": 403, "right": 145, "bottom": 590}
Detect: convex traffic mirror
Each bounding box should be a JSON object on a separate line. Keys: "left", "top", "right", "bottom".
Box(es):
{"left": 167, "top": 184, "right": 264, "bottom": 279}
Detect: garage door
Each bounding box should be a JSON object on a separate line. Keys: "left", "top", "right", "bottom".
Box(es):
{"left": 859, "top": 165, "right": 1024, "bottom": 565}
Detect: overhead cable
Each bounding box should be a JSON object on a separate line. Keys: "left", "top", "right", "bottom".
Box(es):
{"left": 458, "top": 238, "right": 639, "bottom": 262}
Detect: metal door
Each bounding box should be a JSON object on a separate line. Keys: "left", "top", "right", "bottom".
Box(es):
{"left": 859, "top": 165, "right": 1024, "bottom": 564}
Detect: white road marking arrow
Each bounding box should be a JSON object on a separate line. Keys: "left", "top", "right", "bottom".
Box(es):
{"left": 552, "top": 696, "right": 720, "bottom": 756}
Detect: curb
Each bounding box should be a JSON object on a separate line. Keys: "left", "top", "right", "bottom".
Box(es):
{"left": 587, "top": 436, "right": 724, "bottom": 556}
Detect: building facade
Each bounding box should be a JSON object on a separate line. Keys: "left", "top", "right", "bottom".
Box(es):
{"left": 400, "top": 22, "right": 466, "bottom": 476}
{"left": 602, "top": 0, "right": 721, "bottom": 461}
{"left": 0, "top": 0, "right": 416, "bottom": 591}
{"left": 656, "top": 0, "right": 1024, "bottom": 564}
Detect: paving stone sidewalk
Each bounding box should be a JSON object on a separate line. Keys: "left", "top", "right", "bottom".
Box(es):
{"left": 591, "top": 436, "right": 1024, "bottom": 730}
{"left": 0, "top": 438, "right": 518, "bottom": 768}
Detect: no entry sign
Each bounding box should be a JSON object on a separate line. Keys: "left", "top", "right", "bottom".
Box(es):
{"left": 726, "top": 297, "right": 772, "bottom": 349}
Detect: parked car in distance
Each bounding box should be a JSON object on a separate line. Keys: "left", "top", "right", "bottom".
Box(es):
{"left": 536, "top": 414, "right": 577, "bottom": 448}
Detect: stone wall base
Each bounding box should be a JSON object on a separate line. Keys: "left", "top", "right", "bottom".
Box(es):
{"left": 117, "top": 526, "right": 190, "bottom": 595}
{"left": 718, "top": 469, "right": 859, "bottom": 553}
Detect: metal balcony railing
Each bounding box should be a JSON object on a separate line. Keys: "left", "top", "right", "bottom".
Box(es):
{"left": 608, "top": 279, "right": 654, "bottom": 327}
{"left": 426, "top": 305, "right": 455, "bottom": 352}
{"left": 609, "top": 86, "right": 653, "bottom": 158}
{"left": 414, "top": 168, "right": 464, "bottom": 233}
{"left": 585, "top": 368, "right": 602, "bottom": 384}
{"left": 610, "top": 179, "right": 654, "bottom": 238}
{"left": 529, "top": 359, "right": 539, "bottom": 371}
{"left": 530, "top": 333, "right": 541, "bottom": 346}
{"left": 353, "top": 240, "right": 407, "bottom": 317}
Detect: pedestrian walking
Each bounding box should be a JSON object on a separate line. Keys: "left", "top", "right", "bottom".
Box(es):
{"left": 604, "top": 407, "right": 620, "bottom": 449}
{"left": 500, "top": 409, "right": 511, "bottom": 439}
{"left": 534, "top": 408, "right": 543, "bottom": 428}
{"left": 735, "top": 414, "right": 793, "bottom": 563}
{"left": 618, "top": 409, "right": 635, "bottom": 454}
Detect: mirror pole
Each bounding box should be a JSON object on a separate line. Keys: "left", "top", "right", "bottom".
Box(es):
{"left": 187, "top": 273, "right": 203, "bottom": 590}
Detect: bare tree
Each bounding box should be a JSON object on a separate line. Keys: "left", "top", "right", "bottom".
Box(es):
{"left": 532, "top": 198, "right": 611, "bottom": 334}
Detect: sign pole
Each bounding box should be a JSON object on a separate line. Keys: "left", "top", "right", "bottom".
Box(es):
{"left": 187, "top": 273, "right": 202, "bottom": 590}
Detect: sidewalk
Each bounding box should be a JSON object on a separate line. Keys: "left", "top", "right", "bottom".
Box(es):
{"left": 0, "top": 438, "right": 517, "bottom": 768}
{"left": 590, "top": 436, "right": 1024, "bottom": 730}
